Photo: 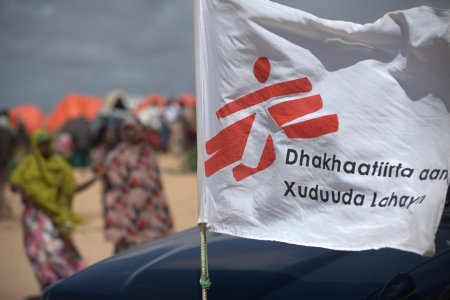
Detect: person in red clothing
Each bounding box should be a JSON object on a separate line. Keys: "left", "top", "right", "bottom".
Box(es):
{"left": 100, "top": 116, "right": 174, "bottom": 253}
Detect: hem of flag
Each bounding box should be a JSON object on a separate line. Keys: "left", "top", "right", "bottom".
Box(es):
{"left": 197, "top": 217, "right": 208, "bottom": 224}
{"left": 206, "top": 224, "right": 434, "bottom": 257}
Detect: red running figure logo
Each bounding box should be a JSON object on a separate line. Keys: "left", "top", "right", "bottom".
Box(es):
{"left": 205, "top": 57, "right": 339, "bottom": 181}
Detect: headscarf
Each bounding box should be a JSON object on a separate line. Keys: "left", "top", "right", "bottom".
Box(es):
{"left": 105, "top": 90, "right": 128, "bottom": 110}
{"left": 120, "top": 116, "right": 144, "bottom": 144}
{"left": 10, "top": 129, "right": 81, "bottom": 234}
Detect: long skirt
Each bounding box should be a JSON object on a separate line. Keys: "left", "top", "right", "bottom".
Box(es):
{"left": 22, "top": 202, "right": 86, "bottom": 291}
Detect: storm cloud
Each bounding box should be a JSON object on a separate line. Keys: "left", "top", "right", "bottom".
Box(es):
{"left": 0, "top": 0, "right": 448, "bottom": 112}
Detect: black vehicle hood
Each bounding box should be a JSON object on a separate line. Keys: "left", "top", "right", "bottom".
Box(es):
{"left": 44, "top": 222, "right": 450, "bottom": 300}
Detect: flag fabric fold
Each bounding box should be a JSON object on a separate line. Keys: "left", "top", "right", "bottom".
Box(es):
{"left": 195, "top": 0, "right": 450, "bottom": 256}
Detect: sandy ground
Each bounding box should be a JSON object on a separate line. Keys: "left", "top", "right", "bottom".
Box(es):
{"left": 0, "top": 154, "right": 198, "bottom": 300}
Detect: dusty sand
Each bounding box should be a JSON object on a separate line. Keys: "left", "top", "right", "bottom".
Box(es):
{"left": 0, "top": 154, "right": 198, "bottom": 300}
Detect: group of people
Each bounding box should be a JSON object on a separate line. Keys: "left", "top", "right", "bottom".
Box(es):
{"left": 1, "top": 98, "right": 176, "bottom": 292}
{"left": 52, "top": 92, "right": 197, "bottom": 170}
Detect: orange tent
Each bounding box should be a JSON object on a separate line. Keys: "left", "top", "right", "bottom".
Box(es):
{"left": 134, "top": 94, "right": 166, "bottom": 115}
{"left": 47, "top": 93, "right": 105, "bottom": 132}
{"left": 177, "top": 93, "right": 196, "bottom": 106}
{"left": 9, "top": 104, "right": 46, "bottom": 134}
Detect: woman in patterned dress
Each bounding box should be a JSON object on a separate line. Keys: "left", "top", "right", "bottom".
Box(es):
{"left": 10, "top": 129, "right": 98, "bottom": 291}
{"left": 101, "top": 117, "right": 174, "bottom": 253}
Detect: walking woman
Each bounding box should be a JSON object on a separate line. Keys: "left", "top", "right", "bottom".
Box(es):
{"left": 101, "top": 117, "right": 174, "bottom": 253}
{"left": 10, "top": 129, "right": 98, "bottom": 291}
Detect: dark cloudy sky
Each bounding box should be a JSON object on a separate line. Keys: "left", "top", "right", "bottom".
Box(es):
{"left": 0, "top": 0, "right": 448, "bottom": 113}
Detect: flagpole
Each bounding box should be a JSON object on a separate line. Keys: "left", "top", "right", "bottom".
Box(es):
{"left": 194, "top": 0, "right": 211, "bottom": 297}
{"left": 199, "top": 222, "right": 211, "bottom": 300}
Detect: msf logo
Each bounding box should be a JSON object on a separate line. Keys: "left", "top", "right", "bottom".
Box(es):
{"left": 205, "top": 57, "right": 339, "bottom": 182}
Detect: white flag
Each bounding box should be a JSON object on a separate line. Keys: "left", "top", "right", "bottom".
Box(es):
{"left": 194, "top": 0, "right": 450, "bottom": 256}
